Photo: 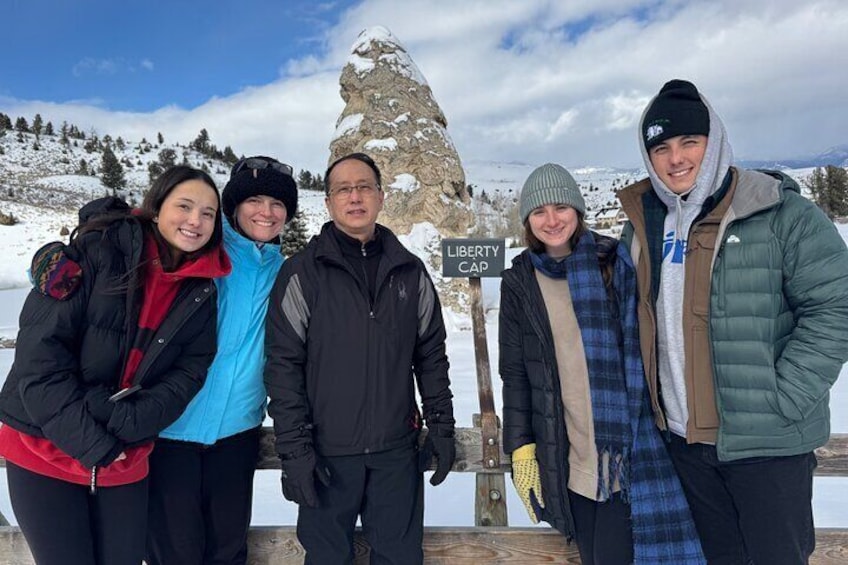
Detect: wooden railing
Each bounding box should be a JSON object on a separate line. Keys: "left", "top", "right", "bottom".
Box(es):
{"left": 0, "top": 429, "right": 846, "bottom": 564}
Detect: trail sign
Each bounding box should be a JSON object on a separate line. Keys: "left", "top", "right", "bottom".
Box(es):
{"left": 441, "top": 238, "right": 505, "bottom": 278}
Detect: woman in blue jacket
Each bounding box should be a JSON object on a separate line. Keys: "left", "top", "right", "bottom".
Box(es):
{"left": 146, "top": 156, "right": 299, "bottom": 565}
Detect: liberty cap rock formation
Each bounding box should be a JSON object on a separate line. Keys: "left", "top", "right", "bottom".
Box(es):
{"left": 329, "top": 26, "right": 474, "bottom": 239}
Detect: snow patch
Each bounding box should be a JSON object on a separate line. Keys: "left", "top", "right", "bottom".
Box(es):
{"left": 389, "top": 173, "right": 419, "bottom": 193}
{"left": 364, "top": 138, "right": 398, "bottom": 152}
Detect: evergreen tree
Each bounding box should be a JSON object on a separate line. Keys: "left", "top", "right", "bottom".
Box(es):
{"left": 15, "top": 116, "right": 29, "bottom": 132}
{"left": 281, "top": 210, "right": 310, "bottom": 257}
{"left": 115, "top": 136, "right": 126, "bottom": 150}
{"left": 44, "top": 121, "right": 55, "bottom": 136}
{"left": 158, "top": 148, "right": 177, "bottom": 168}
{"left": 222, "top": 145, "right": 238, "bottom": 166}
{"left": 157, "top": 132, "right": 164, "bottom": 144}
{"left": 77, "top": 159, "right": 90, "bottom": 176}
{"left": 32, "top": 114, "right": 43, "bottom": 138}
{"left": 0, "top": 113, "right": 11, "bottom": 130}
{"left": 312, "top": 173, "right": 324, "bottom": 192}
{"left": 191, "top": 128, "right": 211, "bottom": 154}
{"left": 297, "top": 169, "right": 314, "bottom": 191}
{"left": 806, "top": 165, "right": 848, "bottom": 220}
{"left": 100, "top": 146, "right": 126, "bottom": 195}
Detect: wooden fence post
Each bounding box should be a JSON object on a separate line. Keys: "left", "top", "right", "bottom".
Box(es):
{"left": 470, "top": 277, "right": 508, "bottom": 526}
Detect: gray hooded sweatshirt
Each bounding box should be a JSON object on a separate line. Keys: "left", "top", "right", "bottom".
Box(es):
{"left": 639, "top": 93, "right": 734, "bottom": 438}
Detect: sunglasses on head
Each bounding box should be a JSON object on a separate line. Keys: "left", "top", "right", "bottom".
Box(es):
{"left": 234, "top": 157, "right": 293, "bottom": 177}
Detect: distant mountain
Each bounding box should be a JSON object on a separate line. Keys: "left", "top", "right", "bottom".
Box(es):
{"left": 738, "top": 144, "right": 848, "bottom": 170}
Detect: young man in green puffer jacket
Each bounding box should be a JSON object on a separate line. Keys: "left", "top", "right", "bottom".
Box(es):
{"left": 618, "top": 79, "right": 848, "bottom": 565}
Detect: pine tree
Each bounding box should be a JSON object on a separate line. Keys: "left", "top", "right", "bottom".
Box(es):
{"left": 157, "top": 132, "right": 164, "bottom": 144}
{"left": 158, "top": 148, "right": 177, "bottom": 168}
{"left": 14, "top": 116, "right": 29, "bottom": 132}
{"left": 77, "top": 159, "right": 90, "bottom": 176}
{"left": 44, "top": 121, "right": 54, "bottom": 136}
{"left": 100, "top": 146, "right": 126, "bottom": 195}
{"left": 297, "top": 169, "right": 314, "bottom": 191}
{"left": 280, "top": 210, "right": 309, "bottom": 257}
{"left": 806, "top": 166, "right": 848, "bottom": 220}
{"left": 191, "top": 128, "right": 211, "bottom": 154}
{"left": 222, "top": 145, "right": 238, "bottom": 166}
{"left": 0, "top": 113, "right": 11, "bottom": 130}
{"left": 32, "top": 114, "right": 43, "bottom": 138}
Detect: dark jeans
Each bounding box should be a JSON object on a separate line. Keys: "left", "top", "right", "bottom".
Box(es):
{"left": 7, "top": 462, "right": 148, "bottom": 565}
{"left": 297, "top": 443, "right": 424, "bottom": 565}
{"left": 569, "top": 489, "right": 634, "bottom": 565}
{"left": 666, "top": 433, "right": 816, "bottom": 565}
{"left": 146, "top": 426, "right": 261, "bottom": 565}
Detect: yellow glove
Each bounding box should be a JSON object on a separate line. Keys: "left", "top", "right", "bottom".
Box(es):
{"left": 510, "top": 443, "right": 544, "bottom": 524}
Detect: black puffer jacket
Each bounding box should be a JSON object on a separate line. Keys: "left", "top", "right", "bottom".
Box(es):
{"left": 499, "top": 235, "right": 620, "bottom": 538}
{"left": 264, "top": 222, "right": 453, "bottom": 458}
{"left": 0, "top": 214, "right": 221, "bottom": 469}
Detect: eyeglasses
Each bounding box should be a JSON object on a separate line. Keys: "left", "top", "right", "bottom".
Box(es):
{"left": 233, "top": 157, "right": 293, "bottom": 177}
{"left": 329, "top": 183, "right": 380, "bottom": 200}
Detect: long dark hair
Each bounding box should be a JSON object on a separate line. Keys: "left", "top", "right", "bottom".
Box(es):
{"left": 77, "top": 165, "right": 223, "bottom": 271}
{"left": 140, "top": 166, "right": 223, "bottom": 266}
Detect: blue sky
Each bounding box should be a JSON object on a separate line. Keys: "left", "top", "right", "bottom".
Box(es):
{"left": 1, "top": 0, "right": 847, "bottom": 174}
{"left": 1, "top": 0, "right": 350, "bottom": 110}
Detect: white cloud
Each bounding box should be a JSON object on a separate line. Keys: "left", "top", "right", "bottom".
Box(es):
{"left": 72, "top": 57, "right": 119, "bottom": 77}
{"left": 140, "top": 59, "right": 154, "bottom": 72}
{"left": 7, "top": 0, "right": 848, "bottom": 174}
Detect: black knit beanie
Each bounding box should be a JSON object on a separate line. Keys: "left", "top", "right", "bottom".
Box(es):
{"left": 222, "top": 157, "right": 298, "bottom": 224}
{"left": 642, "top": 79, "right": 710, "bottom": 150}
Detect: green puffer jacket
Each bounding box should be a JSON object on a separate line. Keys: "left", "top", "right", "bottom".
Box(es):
{"left": 620, "top": 168, "right": 848, "bottom": 461}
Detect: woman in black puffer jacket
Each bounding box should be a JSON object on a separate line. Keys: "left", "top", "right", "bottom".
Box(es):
{"left": 0, "top": 165, "right": 231, "bottom": 565}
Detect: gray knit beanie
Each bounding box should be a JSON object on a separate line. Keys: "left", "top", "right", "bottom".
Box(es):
{"left": 519, "top": 163, "right": 585, "bottom": 223}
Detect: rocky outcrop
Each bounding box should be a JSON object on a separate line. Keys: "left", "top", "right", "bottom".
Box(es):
{"left": 329, "top": 26, "right": 473, "bottom": 239}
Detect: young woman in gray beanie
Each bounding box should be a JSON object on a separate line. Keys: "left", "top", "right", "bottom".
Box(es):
{"left": 146, "top": 156, "right": 299, "bottom": 564}
{"left": 499, "top": 163, "right": 704, "bottom": 564}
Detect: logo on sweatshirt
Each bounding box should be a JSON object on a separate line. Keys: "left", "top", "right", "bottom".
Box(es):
{"left": 662, "top": 230, "right": 687, "bottom": 264}
{"left": 726, "top": 234, "right": 741, "bottom": 244}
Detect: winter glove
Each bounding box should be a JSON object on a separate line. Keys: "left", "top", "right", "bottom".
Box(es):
{"left": 84, "top": 385, "right": 115, "bottom": 424}
{"left": 511, "top": 443, "right": 544, "bottom": 524}
{"left": 280, "top": 448, "right": 331, "bottom": 508}
{"left": 419, "top": 424, "right": 456, "bottom": 486}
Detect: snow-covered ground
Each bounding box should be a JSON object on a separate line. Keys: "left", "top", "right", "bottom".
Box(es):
{"left": 0, "top": 227, "right": 846, "bottom": 528}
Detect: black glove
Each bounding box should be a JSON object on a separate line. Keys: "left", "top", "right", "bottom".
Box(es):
{"left": 280, "top": 448, "right": 331, "bottom": 508}
{"left": 419, "top": 424, "right": 456, "bottom": 486}
{"left": 84, "top": 385, "right": 115, "bottom": 424}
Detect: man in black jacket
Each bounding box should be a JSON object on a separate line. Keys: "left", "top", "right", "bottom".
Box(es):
{"left": 264, "top": 152, "right": 455, "bottom": 564}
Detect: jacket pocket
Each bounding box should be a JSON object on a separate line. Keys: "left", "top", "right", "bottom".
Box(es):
{"left": 691, "top": 326, "right": 719, "bottom": 429}
{"left": 689, "top": 231, "right": 716, "bottom": 319}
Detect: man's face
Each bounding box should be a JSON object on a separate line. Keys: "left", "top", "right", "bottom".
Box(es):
{"left": 648, "top": 134, "right": 708, "bottom": 194}
{"left": 325, "top": 159, "right": 384, "bottom": 241}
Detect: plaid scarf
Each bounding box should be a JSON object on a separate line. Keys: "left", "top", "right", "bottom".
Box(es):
{"left": 531, "top": 232, "right": 705, "bottom": 564}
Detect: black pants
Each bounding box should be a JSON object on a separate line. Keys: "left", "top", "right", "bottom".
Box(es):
{"left": 146, "top": 427, "right": 261, "bottom": 565}
{"left": 666, "top": 433, "right": 817, "bottom": 565}
{"left": 297, "top": 444, "right": 424, "bottom": 565}
{"left": 569, "top": 489, "right": 634, "bottom": 565}
{"left": 6, "top": 462, "right": 148, "bottom": 565}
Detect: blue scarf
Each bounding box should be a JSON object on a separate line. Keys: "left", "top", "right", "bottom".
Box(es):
{"left": 531, "top": 232, "right": 705, "bottom": 564}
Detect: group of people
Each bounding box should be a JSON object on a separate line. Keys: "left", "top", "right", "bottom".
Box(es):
{"left": 0, "top": 78, "right": 843, "bottom": 565}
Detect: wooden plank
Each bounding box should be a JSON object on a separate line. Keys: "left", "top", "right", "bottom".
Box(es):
{"left": 259, "top": 429, "right": 848, "bottom": 475}
{"left": 1, "top": 431, "right": 846, "bottom": 475}
{"left": 814, "top": 434, "right": 848, "bottom": 476}
{"left": 0, "top": 526, "right": 846, "bottom": 564}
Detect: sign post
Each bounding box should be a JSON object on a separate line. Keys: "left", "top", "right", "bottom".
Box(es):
{"left": 441, "top": 238, "right": 507, "bottom": 527}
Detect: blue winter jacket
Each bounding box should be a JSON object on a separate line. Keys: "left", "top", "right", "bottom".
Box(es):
{"left": 160, "top": 220, "right": 285, "bottom": 444}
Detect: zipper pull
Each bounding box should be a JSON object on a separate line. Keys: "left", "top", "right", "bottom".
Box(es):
{"left": 361, "top": 243, "right": 367, "bottom": 257}
{"left": 90, "top": 467, "right": 97, "bottom": 495}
